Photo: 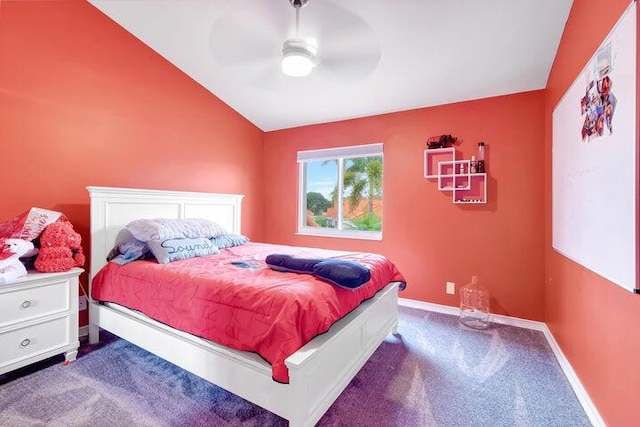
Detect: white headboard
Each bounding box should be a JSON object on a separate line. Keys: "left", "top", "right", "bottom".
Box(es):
{"left": 87, "top": 186, "right": 244, "bottom": 285}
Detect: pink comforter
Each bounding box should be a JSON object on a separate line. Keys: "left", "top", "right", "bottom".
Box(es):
{"left": 91, "top": 242, "right": 405, "bottom": 383}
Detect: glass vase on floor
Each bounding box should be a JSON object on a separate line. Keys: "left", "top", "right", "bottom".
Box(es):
{"left": 459, "top": 275, "right": 490, "bottom": 329}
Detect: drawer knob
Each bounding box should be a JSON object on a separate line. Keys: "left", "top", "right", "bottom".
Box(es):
{"left": 20, "top": 338, "right": 31, "bottom": 348}
{"left": 21, "top": 300, "right": 32, "bottom": 309}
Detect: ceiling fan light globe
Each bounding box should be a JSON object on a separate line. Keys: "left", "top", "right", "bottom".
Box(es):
{"left": 281, "top": 39, "right": 317, "bottom": 77}
{"left": 282, "top": 54, "right": 313, "bottom": 77}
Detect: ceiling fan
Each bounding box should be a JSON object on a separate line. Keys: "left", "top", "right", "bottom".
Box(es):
{"left": 281, "top": 0, "right": 316, "bottom": 77}
{"left": 208, "top": 0, "right": 381, "bottom": 84}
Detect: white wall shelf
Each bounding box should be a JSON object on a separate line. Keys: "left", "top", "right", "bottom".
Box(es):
{"left": 424, "top": 148, "right": 487, "bottom": 204}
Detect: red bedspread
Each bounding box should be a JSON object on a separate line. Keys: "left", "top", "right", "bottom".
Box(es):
{"left": 91, "top": 242, "right": 405, "bottom": 382}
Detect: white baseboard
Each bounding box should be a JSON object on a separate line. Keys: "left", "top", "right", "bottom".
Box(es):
{"left": 539, "top": 324, "right": 605, "bottom": 427}
{"left": 398, "top": 298, "right": 605, "bottom": 427}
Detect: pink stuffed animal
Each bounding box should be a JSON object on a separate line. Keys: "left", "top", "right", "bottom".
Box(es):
{"left": 34, "top": 222, "right": 85, "bottom": 273}
{"left": 0, "top": 238, "right": 35, "bottom": 284}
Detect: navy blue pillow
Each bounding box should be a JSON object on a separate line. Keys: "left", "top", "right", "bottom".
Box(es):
{"left": 265, "top": 254, "right": 323, "bottom": 273}
{"left": 312, "top": 259, "right": 371, "bottom": 289}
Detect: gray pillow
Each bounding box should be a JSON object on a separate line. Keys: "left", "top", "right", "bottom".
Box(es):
{"left": 126, "top": 218, "right": 228, "bottom": 242}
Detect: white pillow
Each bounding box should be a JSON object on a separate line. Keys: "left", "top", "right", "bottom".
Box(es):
{"left": 126, "top": 218, "right": 228, "bottom": 242}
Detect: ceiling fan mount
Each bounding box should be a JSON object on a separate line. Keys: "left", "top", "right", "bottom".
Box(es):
{"left": 289, "top": 0, "right": 309, "bottom": 9}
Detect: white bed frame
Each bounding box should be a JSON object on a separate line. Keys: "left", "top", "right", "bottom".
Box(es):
{"left": 87, "top": 186, "right": 400, "bottom": 427}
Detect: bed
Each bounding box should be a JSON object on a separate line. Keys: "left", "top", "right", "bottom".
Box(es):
{"left": 87, "top": 186, "right": 404, "bottom": 427}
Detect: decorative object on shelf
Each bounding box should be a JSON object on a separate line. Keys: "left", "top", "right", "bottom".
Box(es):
{"left": 459, "top": 275, "right": 491, "bottom": 329}
{"left": 0, "top": 238, "right": 35, "bottom": 284}
{"left": 426, "top": 134, "right": 458, "bottom": 149}
{"left": 34, "top": 222, "right": 85, "bottom": 273}
{"left": 423, "top": 146, "right": 487, "bottom": 204}
{"left": 477, "top": 142, "right": 485, "bottom": 173}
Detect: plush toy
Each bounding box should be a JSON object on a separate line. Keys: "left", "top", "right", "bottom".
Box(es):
{"left": 34, "top": 222, "right": 85, "bottom": 273}
{"left": 0, "top": 238, "right": 35, "bottom": 284}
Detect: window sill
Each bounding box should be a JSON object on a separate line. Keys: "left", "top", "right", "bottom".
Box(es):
{"left": 296, "top": 228, "right": 382, "bottom": 241}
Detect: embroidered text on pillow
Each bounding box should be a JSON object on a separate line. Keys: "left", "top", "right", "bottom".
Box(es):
{"left": 147, "top": 237, "right": 220, "bottom": 264}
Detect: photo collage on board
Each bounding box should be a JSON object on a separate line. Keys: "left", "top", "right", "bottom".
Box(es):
{"left": 580, "top": 41, "right": 617, "bottom": 141}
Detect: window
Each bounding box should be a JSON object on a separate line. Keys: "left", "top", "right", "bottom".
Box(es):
{"left": 297, "top": 143, "right": 383, "bottom": 240}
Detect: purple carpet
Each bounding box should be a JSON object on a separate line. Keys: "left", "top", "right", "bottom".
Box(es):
{"left": 0, "top": 307, "right": 592, "bottom": 426}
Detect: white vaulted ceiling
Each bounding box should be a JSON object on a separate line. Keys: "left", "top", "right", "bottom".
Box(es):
{"left": 88, "top": 0, "right": 573, "bottom": 131}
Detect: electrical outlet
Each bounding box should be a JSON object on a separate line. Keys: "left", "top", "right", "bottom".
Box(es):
{"left": 446, "top": 281, "right": 455, "bottom": 295}
{"left": 79, "top": 295, "right": 88, "bottom": 311}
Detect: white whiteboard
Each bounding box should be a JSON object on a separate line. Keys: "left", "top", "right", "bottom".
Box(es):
{"left": 552, "top": 1, "right": 637, "bottom": 292}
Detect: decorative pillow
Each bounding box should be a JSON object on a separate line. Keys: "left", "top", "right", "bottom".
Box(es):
{"left": 210, "top": 234, "right": 249, "bottom": 249}
{"left": 107, "top": 237, "right": 153, "bottom": 265}
{"left": 147, "top": 237, "right": 220, "bottom": 264}
{"left": 312, "top": 259, "right": 371, "bottom": 289}
{"left": 265, "top": 254, "right": 323, "bottom": 273}
{"left": 126, "top": 218, "right": 228, "bottom": 242}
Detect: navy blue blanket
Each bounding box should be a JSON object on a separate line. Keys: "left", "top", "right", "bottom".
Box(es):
{"left": 265, "top": 254, "right": 371, "bottom": 289}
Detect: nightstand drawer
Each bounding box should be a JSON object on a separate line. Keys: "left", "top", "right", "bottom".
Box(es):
{"left": 0, "top": 316, "right": 70, "bottom": 368}
{"left": 0, "top": 280, "right": 70, "bottom": 328}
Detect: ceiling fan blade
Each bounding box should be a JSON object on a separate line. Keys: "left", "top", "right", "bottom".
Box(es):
{"left": 232, "top": 61, "right": 296, "bottom": 93}
{"left": 317, "top": 28, "right": 381, "bottom": 80}
{"left": 306, "top": 1, "right": 377, "bottom": 46}
{"left": 213, "top": 55, "right": 303, "bottom": 94}
{"left": 209, "top": 1, "right": 293, "bottom": 66}
{"left": 209, "top": 18, "right": 278, "bottom": 65}
{"left": 299, "top": 1, "right": 382, "bottom": 80}
{"left": 318, "top": 52, "right": 381, "bottom": 81}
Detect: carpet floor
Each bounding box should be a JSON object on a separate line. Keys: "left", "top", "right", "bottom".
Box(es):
{"left": 0, "top": 307, "right": 592, "bottom": 426}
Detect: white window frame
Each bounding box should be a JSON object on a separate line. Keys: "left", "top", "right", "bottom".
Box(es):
{"left": 297, "top": 143, "right": 383, "bottom": 240}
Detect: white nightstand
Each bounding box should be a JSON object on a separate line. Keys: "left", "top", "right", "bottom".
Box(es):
{"left": 0, "top": 268, "right": 83, "bottom": 374}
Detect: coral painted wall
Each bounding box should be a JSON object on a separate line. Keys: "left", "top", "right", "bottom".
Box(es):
{"left": 0, "top": 1, "right": 264, "bottom": 324}
{"left": 544, "top": 0, "right": 640, "bottom": 425}
{"left": 4, "top": 1, "right": 633, "bottom": 422}
{"left": 264, "top": 91, "right": 546, "bottom": 321}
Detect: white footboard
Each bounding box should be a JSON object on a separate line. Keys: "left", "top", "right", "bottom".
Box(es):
{"left": 285, "top": 281, "right": 400, "bottom": 426}
{"left": 89, "top": 281, "right": 400, "bottom": 427}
